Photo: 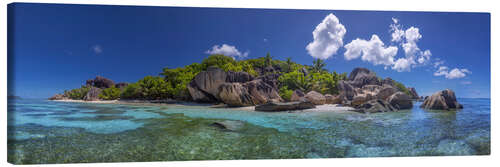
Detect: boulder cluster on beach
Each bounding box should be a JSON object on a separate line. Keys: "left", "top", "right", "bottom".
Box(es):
{"left": 49, "top": 55, "right": 462, "bottom": 113}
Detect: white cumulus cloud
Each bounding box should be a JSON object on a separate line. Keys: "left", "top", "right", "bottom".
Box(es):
{"left": 434, "top": 66, "right": 471, "bottom": 79}
{"left": 390, "top": 18, "right": 404, "bottom": 42}
{"left": 389, "top": 18, "right": 434, "bottom": 71}
{"left": 392, "top": 57, "right": 415, "bottom": 72}
{"left": 344, "top": 35, "right": 398, "bottom": 67}
{"left": 306, "top": 13, "right": 346, "bottom": 60}
{"left": 205, "top": 44, "right": 249, "bottom": 59}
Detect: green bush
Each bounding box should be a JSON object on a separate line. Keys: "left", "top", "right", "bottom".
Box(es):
{"left": 201, "top": 54, "right": 236, "bottom": 70}
{"left": 278, "top": 70, "right": 311, "bottom": 92}
{"left": 120, "top": 83, "right": 142, "bottom": 99}
{"left": 279, "top": 86, "right": 294, "bottom": 101}
{"left": 136, "top": 76, "right": 172, "bottom": 100}
{"left": 393, "top": 80, "right": 411, "bottom": 96}
{"left": 161, "top": 63, "right": 203, "bottom": 99}
{"left": 99, "top": 86, "right": 121, "bottom": 100}
{"left": 65, "top": 86, "right": 90, "bottom": 100}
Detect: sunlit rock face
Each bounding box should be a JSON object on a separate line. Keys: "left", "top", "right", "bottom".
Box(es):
{"left": 421, "top": 89, "right": 463, "bottom": 110}
{"left": 188, "top": 67, "right": 282, "bottom": 106}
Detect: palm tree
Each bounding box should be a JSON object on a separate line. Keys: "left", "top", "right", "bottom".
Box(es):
{"left": 312, "top": 59, "right": 326, "bottom": 73}
{"left": 264, "top": 52, "right": 272, "bottom": 67}
{"left": 286, "top": 57, "right": 293, "bottom": 73}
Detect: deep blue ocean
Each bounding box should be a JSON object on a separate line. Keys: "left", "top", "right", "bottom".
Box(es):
{"left": 7, "top": 98, "right": 490, "bottom": 164}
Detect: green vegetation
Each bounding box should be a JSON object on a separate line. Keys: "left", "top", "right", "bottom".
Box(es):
{"left": 278, "top": 64, "right": 347, "bottom": 97}
{"left": 392, "top": 80, "right": 411, "bottom": 96}
{"left": 64, "top": 86, "right": 91, "bottom": 100}
{"left": 279, "top": 86, "right": 294, "bottom": 101}
{"left": 59, "top": 53, "right": 406, "bottom": 102}
{"left": 98, "top": 86, "right": 121, "bottom": 100}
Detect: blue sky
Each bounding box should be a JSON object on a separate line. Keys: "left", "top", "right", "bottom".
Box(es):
{"left": 8, "top": 3, "right": 490, "bottom": 98}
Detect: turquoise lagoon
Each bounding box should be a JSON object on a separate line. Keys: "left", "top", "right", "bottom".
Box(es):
{"left": 7, "top": 98, "right": 490, "bottom": 164}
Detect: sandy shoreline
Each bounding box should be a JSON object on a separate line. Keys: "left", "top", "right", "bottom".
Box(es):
{"left": 50, "top": 99, "right": 356, "bottom": 112}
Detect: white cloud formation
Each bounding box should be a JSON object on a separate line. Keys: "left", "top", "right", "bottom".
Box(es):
{"left": 434, "top": 66, "right": 449, "bottom": 76}
{"left": 344, "top": 35, "right": 398, "bottom": 67}
{"left": 389, "top": 18, "right": 433, "bottom": 71}
{"left": 205, "top": 44, "right": 249, "bottom": 59}
{"left": 433, "top": 59, "right": 445, "bottom": 68}
{"left": 392, "top": 57, "right": 415, "bottom": 72}
{"left": 434, "top": 66, "right": 471, "bottom": 79}
{"left": 93, "top": 45, "right": 102, "bottom": 54}
{"left": 306, "top": 13, "right": 346, "bottom": 60}
{"left": 390, "top": 18, "right": 404, "bottom": 42}
{"left": 417, "top": 50, "right": 432, "bottom": 64}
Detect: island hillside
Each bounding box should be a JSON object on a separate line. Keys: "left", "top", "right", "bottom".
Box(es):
{"left": 49, "top": 54, "right": 460, "bottom": 112}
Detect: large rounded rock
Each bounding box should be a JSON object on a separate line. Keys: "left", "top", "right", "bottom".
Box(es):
{"left": 226, "top": 71, "right": 254, "bottom": 83}
{"left": 376, "top": 87, "right": 398, "bottom": 100}
{"left": 218, "top": 83, "right": 253, "bottom": 106}
{"left": 325, "top": 94, "right": 342, "bottom": 104}
{"left": 187, "top": 81, "right": 216, "bottom": 102}
{"left": 381, "top": 77, "right": 396, "bottom": 88}
{"left": 407, "top": 87, "right": 420, "bottom": 99}
{"left": 256, "top": 73, "right": 281, "bottom": 90}
{"left": 192, "top": 67, "right": 228, "bottom": 98}
{"left": 188, "top": 67, "right": 259, "bottom": 103}
{"left": 420, "top": 89, "right": 463, "bottom": 110}
{"left": 244, "top": 79, "right": 282, "bottom": 104}
{"left": 387, "top": 92, "right": 413, "bottom": 109}
{"left": 361, "top": 85, "right": 383, "bottom": 95}
{"left": 337, "top": 81, "right": 356, "bottom": 101}
{"left": 86, "top": 76, "right": 115, "bottom": 89}
{"left": 48, "top": 94, "right": 67, "bottom": 100}
{"left": 305, "top": 91, "right": 326, "bottom": 105}
{"left": 255, "top": 101, "right": 316, "bottom": 112}
{"left": 355, "top": 99, "right": 397, "bottom": 113}
{"left": 347, "top": 68, "right": 380, "bottom": 88}
{"left": 352, "top": 94, "right": 373, "bottom": 106}
{"left": 290, "top": 90, "right": 306, "bottom": 102}
{"left": 218, "top": 79, "right": 282, "bottom": 107}
{"left": 83, "top": 87, "right": 102, "bottom": 101}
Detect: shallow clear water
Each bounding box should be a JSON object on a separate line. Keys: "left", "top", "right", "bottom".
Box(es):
{"left": 7, "top": 98, "right": 490, "bottom": 164}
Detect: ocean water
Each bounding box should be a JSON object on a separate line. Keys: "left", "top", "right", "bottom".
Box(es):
{"left": 7, "top": 98, "right": 490, "bottom": 164}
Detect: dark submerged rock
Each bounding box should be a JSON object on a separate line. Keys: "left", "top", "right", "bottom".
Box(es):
{"left": 355, "top": 99, "right": 397, "bottom": 113}
{"left": 210, "top": 120, "right": 245, "bottom": 131}
{"left": 255, "top": 101, "right": 316, "bottom": 112}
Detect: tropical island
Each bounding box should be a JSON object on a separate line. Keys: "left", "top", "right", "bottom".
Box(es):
{"left": 49, "top": 54, "right": 463, "bottom": 112}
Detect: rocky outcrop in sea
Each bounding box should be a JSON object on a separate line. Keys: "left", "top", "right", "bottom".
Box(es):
{"left": 420, "top": 89, "right": 463, "bottom": 110}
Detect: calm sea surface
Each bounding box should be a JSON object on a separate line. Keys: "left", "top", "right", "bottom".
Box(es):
{"left": 7, "top": 98, "right": 490, "bottom": 164}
